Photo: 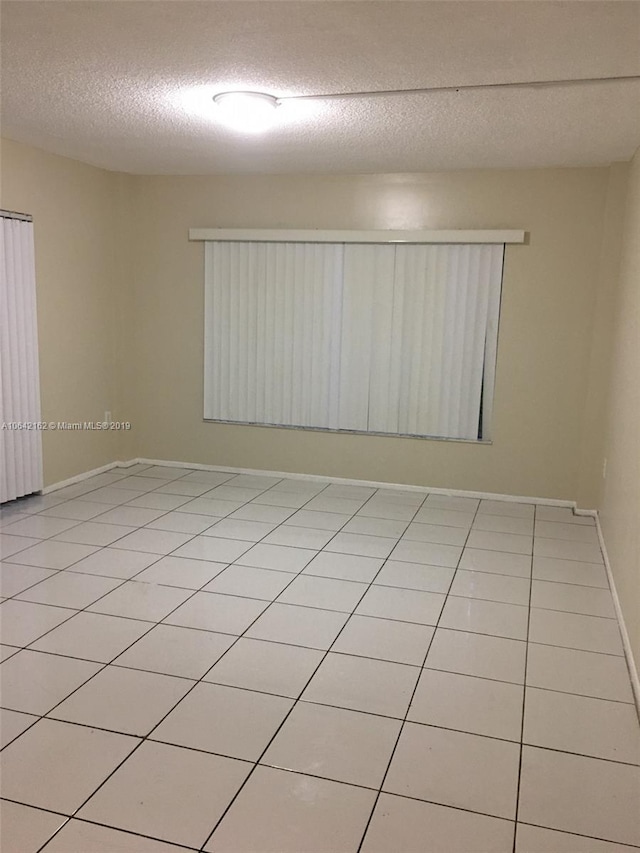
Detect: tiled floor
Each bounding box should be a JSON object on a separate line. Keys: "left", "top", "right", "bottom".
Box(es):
{"left": 1, "top": 464, "right": 639, "bottom": 853}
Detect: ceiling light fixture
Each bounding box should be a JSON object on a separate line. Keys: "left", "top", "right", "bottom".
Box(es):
{"left": 210, "top": 74, "right": 640, "bottom": 134}
{"left": 212, "top": 91, "right": 280, "bottom": 133}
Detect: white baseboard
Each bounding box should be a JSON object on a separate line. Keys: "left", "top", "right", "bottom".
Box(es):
{"left": 593, "top": 514, "right": 640, "bottom": 713}
{"left": 41, "top": 459, "right": 138, "bottom": 494}
{"left": 133, "top": 457, "right": 577, "bottom": 507}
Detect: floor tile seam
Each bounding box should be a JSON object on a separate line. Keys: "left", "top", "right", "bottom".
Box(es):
{"left": 513, "top": 505, "right": 536, "bottom": 851}
{"left": 1, "top": 563, "right": 239, "bottom": 757}
{"left": 20, "top": 555, "right": 286, "bottom": 850}
{"left": 196, "top": 490, "right": 428, "bottom": 852}
{"left": 32, "top": 810, "right": 202, "bottom": 853}
{"left": 354, "top": 498, "right": 484, "bottom": 852}
{"left": 515, "top": 820, "right": 640, "bottom": 850}
{"left": 529, "top": 604, "right": 618, "bottom": 622}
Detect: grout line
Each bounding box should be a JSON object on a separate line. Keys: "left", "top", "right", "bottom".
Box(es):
{"left": 354, "top": 494, "right": 484, "bottom": 852}
{"left": 1, "top": 469, "right": 636, "bottom": 852}
{"left": 512, "top": 503, "right": 536, "bottom": 853}
{"left": 197, "top": 488, "right": 429, "bottom": 852}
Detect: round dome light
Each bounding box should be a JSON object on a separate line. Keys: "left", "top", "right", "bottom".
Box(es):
{"left": 212, "top": 91, "right": 280, "bottom": 133}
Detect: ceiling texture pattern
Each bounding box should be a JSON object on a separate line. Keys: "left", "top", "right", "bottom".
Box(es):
{"left": 1, "top": 0, "right": 639, "bottom": 174}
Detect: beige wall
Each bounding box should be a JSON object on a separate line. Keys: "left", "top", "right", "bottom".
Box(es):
{"left": 126, "top": 168, "right": 611, "bottom": 501}
{"left": 598, "top": 147, "right": 640, "bottom": 669}
{"left": 0, "top": 139, "right": 628, "bottom": 509}
{"left": 0, "top": 138, "right": 125, "bottom": 485}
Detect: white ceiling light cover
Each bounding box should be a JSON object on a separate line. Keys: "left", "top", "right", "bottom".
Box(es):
{"left": 213, "top": 91, "right": 280, "bottom": 133}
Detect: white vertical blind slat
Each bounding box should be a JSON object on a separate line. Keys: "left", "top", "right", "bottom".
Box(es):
{"left": 0, "top": 218, "right": 43, "bottom": 503}
{"left": 203, "top": 239, "right": 504, "bottom": 442}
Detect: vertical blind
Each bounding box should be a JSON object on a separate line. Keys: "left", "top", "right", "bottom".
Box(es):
{"left": 0, "top": 216, "right": 43, "bottom": 502}
{"left": 204, "top": 240, "right": 504, "bottom": 441}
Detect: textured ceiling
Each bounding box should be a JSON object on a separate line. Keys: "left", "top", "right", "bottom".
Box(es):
{"left": 1, "top": 0, "right": 639, "bottom": 174}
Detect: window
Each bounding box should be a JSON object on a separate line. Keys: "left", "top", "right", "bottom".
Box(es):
{"left": 198, "top": 230, "right": 519, "bottom": 442}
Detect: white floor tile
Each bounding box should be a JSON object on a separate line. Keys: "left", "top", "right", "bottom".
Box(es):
{"left": 284, "top": 508, "right": 351, "bottom": 530}
{"left": 466, "top": 530, "right": 533, "bottom": 555}
{"left": 50, "top": 665, "right": 193, "bottom": 735}
{"left": 41, "top": 819, "right": 197, "bottom": 852}
{"left": 245, "top": 602, "right": 348, "bottom": 650}
{"left": 204, "top": 563, "right": 294, "bottom": 600}
{"left": 0, "top": 718, "right": 139, "bottom": 813}
{"left": 526, "top": 644, "right": 634, "bottom": 702}
{"left": 31, "top": 611, "right": 151, "bottom": 662}
{"left": 236, "top": 542, "right": 316, "bottom": 572}
{"left": 535, "top": 520, "right": 600, "bottom": 543}
{"left": 389, "top": 539, "right": 462, "bottom": 567}
{"left": 426, "top": 628, "right": 526, "bottom": 683}
{"left": 0, "top": 562, "right": 57, "bottom": 597}
{"left": 114, "top": 528, "right": 194, "bottom": 555}
{"left": 79, "top": 740, "right": 250, "bottom": 849}
{"left": 532, "top": 555, "right": 609, "bottom": 587}
{"left": 114, "top": 623, "right": 234, "bottom": 678}
{"left": 125, "top": 492, "right": 192, "bottom": 511}
{"left": 302, "top": 551, "right": 384, "bottom": 582}
{"left": 91, "top": 506, "right": 167, "bottom": 527}
{"left": 518, "top": 746, "right": 640, "bottom": 847}
{"left": 401, "top": 521, "right": 468, "bottom": 546}
{"left": 0, "top": 708, "right": 39, "bottom": 748}
{"left": 68, "top": 547, "right": 159, "bottom": 579}
{"left": 413, "top": 507, "right": 475, "bottom": 528}
{"left": 0, "top": 800, "right": 66, "bottom": 853}
{"left": 439, "top": 596, "right": 529, "bottom": 640}
{"left": 16, "top": 571, "right": 123, "bottom": 608}
{"left": 0, "top": 599, "right": 76, "bottom": 646}
{"left": 301, "top": 652, "right": 420, "bottom": 718}
{"left": 362, "top": 793, "right": 514, "bottom": 853}
{"left": 324, "top": 531, "right": 396, "bottom": 558}
{"left": 473, "top": 514, "right": 534, "bottom": 535}
{"left": 515, "top": 823, "right": 638, "bottom": 852}
{"left": 2, "top": 468, "right": 638, "bottom": 853}
{"left": 373, "top": 559, "right": 454, "bottom": 593}
{"left": 164, "top": 591, "right": 268, "bottom": 635}
{"left": 88, "top": 580, "right": 193, "bottom": 621}
{"left": 459, "top": 547, "right": 532, "bottom": 577}
{"left": 152, "top": 681, "right": 292, "bottom": 760}
{"left": 357, "top": 501, "right": 417, "bottom": 521}
{"left": 332, "top": 615, "right": 434, "bottom": 665}
{"left": 477, "top": 500, "right": 534, "bottom": 518}
{"left": 342, "top": 515, "right": 409, "bottom": 537}
{"left": 172, "top": 534, "right": 251, "bottom": 563}
{"left": 529, "top": 608, "right": 623, "bottom": 655}
{"left": 530, "top": 579, "right": 615, "bottom": 617}
{"left": 205, "top": 517, "right": 277, "bottom": 541}
{"left": 355, "top": 584, "right": 445, "bottom": 625}
{"left": 534, "top": 537, "right": 603, "bottom": 564}
{"left": 478, "top": 500, "right": 532, "bottom": 518}
{"left": 262, "top": 524, "right": 334, "bottom": 549}
{"left": 204, "top": 765, "right": 376, "bottom": 853}
{"left": 203, "top": 637, "right": 324, "bottom": 697}
{"left": 263, "top": 701, "right": 401, "bottom": 787}
{"left": 2, "top": 515, "right": 81, "bottom": 539}
{"left": 53, "top": 521, "right": 137, "bottom": 546}
{"left": 10, "top": 540, "right": 100, "bottom": 569}
{"left": 134, "top": 555, "right": 227, "bottom": 589}
{"left": 144, "top": 510, "right": 216, "bottom": 534}
{"left": 39, "top": 499, "right": 113, "bottom": 521}
{"left": 409, "top": 668, "right": 523, "bottom": 741}
{"left": 384, "top": 722, "right": 520, "bottom": 818}
{"left": 449, "top": 569, "right": 530, "bottom": 605}
{"left": 524, "top": 686, "right": 640, "bottom": 764}
{"left": 277, "top": 574, "right": 368, "bottom": 612}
